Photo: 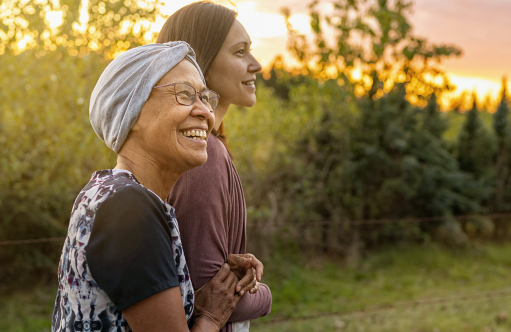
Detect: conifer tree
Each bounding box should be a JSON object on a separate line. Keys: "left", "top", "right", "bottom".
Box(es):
{"left": 423, "top": 94, "right": 448, "bottom": 138}
{"left": 458, "top": 94, "right": 493, "bottom": 177}
{"left": 493, "top": 77, "right": 510, "bottom": 210}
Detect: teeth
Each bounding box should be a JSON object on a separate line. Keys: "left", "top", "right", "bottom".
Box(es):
{"left": 243, "top": 81, "right": 254, "bottom": 85}
{"left": 180, "top": 130, "right": 207, "bottom": 139}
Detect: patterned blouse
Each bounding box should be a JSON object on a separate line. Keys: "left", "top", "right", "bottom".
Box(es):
{"left": 51, "top": 169, "right": 194, "bottom": 332}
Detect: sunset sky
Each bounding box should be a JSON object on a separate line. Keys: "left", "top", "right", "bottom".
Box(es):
{"left": 157, "top": 0, "right": 510, "bottom": 106}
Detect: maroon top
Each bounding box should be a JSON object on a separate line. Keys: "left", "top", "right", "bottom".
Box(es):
{"left": 168, "top": 135, "right": 272, "bottom": 331}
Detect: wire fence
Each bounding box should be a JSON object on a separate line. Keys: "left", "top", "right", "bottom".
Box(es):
{"left": 246, "top": 213, "right": 511, "bottom": 229}
{"left": 252, "top": 288, "right": 511, "bottom": 325}
{"left": 2, "top": 213, "right": 511, "bottom": 246}
{"left": 0, "top": 237, "right": 66, "bottom": 246}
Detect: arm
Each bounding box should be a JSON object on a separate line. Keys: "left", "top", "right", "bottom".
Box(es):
{"left": 123, "top": 263, "right": 241, "bottom": 332}
{"left": 226, "top": 254, "right": 272, "bottom": 321}
{"left": 229, "top": 283, "right": 272, "bottom": 322}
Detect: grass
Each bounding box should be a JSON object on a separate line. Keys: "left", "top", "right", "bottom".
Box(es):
{"left": 4, "top": 243, "right": 511, "bottom": 331}
{"left": 252, "top": 243, "right": 511, "bottom": 332}
{"left": 0, "top": 285, "right": 56, "bottom": 332}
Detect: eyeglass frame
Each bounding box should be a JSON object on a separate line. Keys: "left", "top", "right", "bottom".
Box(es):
{"left": 152, "top": 82, "right": 219, "bottom": 113}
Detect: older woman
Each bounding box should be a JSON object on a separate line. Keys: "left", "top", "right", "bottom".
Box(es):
{"left": 51, "top": 42, "right": 257, "bottom": 332}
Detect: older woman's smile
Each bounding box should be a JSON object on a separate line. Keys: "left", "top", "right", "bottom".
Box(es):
{"left": 180, "top": 128, "right": 208, "bottom": 142}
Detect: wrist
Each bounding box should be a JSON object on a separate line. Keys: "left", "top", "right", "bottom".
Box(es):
{"left": 191, "top": 315, "right": 220, "bottom": 332}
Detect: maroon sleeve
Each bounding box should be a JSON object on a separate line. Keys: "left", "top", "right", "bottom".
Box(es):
{"left": 168, "top": 136, "right": 272, "bottom": 328}
{"left": 228, "top": 283, "right": 272, "bottom": 322}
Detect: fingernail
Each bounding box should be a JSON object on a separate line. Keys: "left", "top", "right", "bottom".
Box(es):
{"left": 240, "top": 290, "right": 245, "bottom": 296}
{"left": 237, "top": 286, "right": 241, "bottom": 292}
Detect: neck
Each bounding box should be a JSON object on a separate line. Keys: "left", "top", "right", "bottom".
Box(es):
{"left": 213, "top": 100, "right": 231, "bottom": 131}
{"left": 114, "top": 152, "right": 182, "bottom": 201}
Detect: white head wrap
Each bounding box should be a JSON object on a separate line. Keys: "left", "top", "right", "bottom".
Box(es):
{"left": 89, "top": 41, "right": 205, "bottom": 153}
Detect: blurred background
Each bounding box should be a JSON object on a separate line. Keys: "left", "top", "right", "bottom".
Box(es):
{"left": 1, "top": 0, "right": 511, "bottom": 331}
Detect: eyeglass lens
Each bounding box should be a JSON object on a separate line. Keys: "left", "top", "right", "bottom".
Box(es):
{"left": 175, "top": 83, "right": 218, "bottom": 112}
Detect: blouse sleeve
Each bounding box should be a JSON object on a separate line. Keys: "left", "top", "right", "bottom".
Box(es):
{"left": 86, "top": 185, "right": 180, "bottom": 311}
{"left": 228, "top": 283, "right": 272, "bottom": 322}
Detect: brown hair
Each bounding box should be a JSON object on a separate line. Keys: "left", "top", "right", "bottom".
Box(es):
{"left": 157, "top": 1, "right": 236, "bottom": 154}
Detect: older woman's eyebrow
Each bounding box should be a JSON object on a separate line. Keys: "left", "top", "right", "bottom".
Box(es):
{"left": 175, "top": 81, "right": 207, "bottom": 92}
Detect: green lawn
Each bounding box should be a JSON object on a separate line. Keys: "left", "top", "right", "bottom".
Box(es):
{"left": 252, "top": 243, "right": 511, "bottom": 332}
{"left": 3, "top": 243, "right": 511, "bottom": 332}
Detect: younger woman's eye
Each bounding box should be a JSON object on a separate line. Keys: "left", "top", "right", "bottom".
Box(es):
{"left": 236, "top": 49, "right": 244, "bottom": 55}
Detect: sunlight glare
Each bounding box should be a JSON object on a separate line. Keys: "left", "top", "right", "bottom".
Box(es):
{"left": 46, "top": 10, "right": 63, "bottom": 29}
{"left": 448, "top": 75, "right": 503, "bottom": 100}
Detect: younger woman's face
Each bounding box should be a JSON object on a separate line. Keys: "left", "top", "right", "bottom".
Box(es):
{"left": 206, "top": 20, "right": 262, "bottom": 108}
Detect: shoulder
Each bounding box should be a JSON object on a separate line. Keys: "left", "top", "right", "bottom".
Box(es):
{"left": 100, "top": 183, "right": 163, "bottom": 211}
{"left": 174, "top": 135, "right": 230, "bottom": 184}
{"left": 206, "top": 134, "right": 230, "bottom": 163}
{"left": 94, "top": 184, "right": 168, "bottom": 239}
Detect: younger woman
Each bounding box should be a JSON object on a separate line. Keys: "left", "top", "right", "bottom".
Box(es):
{"left": 157, "top": 2, "right": 271, "bottom": 332}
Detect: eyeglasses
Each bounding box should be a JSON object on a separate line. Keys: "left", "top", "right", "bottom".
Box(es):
{"left": 153, "top": 82, "right": 219, "bottom": 112}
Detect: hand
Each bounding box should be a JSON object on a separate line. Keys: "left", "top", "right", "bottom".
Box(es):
{"left": 227, "top": 254, "right": 264, "bottom": 295}
{"left": 193, "top": 263, "right": 241, "bottom": 330}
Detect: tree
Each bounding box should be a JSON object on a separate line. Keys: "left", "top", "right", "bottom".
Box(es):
{"left": 458, "top": 95, "right": 494, "bottom": 177}
{"left": 493, "top": 77, "right": 510, "bottom": 211}
{"left": 0, "top": 0, "right": 161, "bottom": 58}
{"left": 281, "top": 0, "right": 462, "bottom": 102}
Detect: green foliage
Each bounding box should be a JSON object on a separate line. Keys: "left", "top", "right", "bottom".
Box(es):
{"left": 348, "top": 85, "right": 481, "bottom": 221}
{"left": 493, "top": 78, "right": 511, "bottom": 212}
{"left": 282, "top": 0, "right": 461, "bottom": 100}
{"left": 0, "top": 49, "right": 114, "bottom": 284}
{"left": 457, "top": 97, "right": 495, "bottom": 177}
{"left": 0, "top": 0, "right": 160, "bottom": 57}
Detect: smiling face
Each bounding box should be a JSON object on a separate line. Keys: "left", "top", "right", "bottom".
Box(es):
{"left": 126, "top": 59, "right": 215, "bottom": 173}
{"left": 205, "top": 20, "right": 262, "bottom": 108}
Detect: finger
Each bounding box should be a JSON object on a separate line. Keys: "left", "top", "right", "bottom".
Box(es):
{"left": 224, "top": 271, "right": 238, "bottom": 289}
{"left": 241, "top": 277, "right": 257, "bottom": 296}
{"left": 248, "top": 282, "right": 259, "bottom": 294}
{"left": 236, "top": 269, "right": 256, "bottom": 295}
{"left": 247, "top": 255, "right": 264, "bottom": 282}
{"left": 211, "top": 263, "right": 231, "bottom": 283}
{"left": 227, "top": 254, "right": 252, "bottom": 269}
{"left": 233, "top": 291, "right": 242, "bottom": 306}
{"left": 249, "top": 281, "right": 259, "bottom": 294}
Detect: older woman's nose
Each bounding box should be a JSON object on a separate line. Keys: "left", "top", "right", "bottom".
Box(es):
{"left": 191, "top": 99, "right": 213, "bottom": 119}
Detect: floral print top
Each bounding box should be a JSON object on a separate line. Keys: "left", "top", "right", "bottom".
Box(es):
{"left": 51, "top": 169, "right": 194, "bottom": 332}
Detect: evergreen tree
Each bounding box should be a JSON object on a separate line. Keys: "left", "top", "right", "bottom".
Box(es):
{"left": 347, "top": 87, "right": 481, "bottom": 221}
{"left": 493, "top": 77, "right": 510, "bottom": 210}
{"left": 458, "top": 95, "right": 493, "bottom": 177}
{"left": 423, "top": 94, "right": 448, "bottom": 138}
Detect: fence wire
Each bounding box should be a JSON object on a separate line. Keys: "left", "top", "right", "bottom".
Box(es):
{"left": 246, "top": 213, "right": 511, "bottom": 229}
{"left": 0, "top": 237, "right": 66, "bottom": 246}
{"left": 3, "top": 213, "right": 511, "bottom": 246}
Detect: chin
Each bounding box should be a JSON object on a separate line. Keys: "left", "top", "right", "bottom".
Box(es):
{"left": 237, "top": 96, "right": 257, "bottom": 107}
{"left": 191, "top": 153, "right": 208, "bottom": 168}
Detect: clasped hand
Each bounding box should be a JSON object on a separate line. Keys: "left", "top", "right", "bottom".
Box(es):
{"left": 193, "top": 253, "right": 264, "bottom": 330}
